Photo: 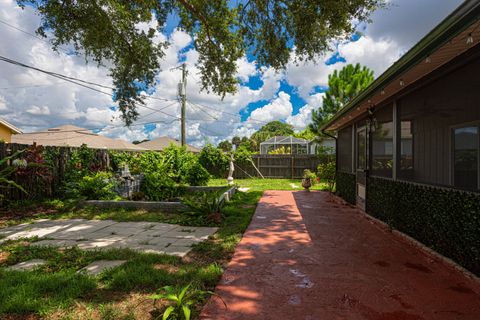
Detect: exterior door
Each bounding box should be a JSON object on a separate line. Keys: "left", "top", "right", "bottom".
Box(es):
{"left": 356, "top": 126, "right": 367, "bottom": 209}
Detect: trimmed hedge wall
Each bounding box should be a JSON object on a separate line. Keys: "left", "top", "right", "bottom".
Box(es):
{"left": 336, "top": 171, "right": 356, "bottom": 205}
{"left": 366, "top": 176, "right": 480, "bottom": 275}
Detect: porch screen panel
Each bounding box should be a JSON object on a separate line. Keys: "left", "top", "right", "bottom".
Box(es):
{"left": 371, "top": 104, "right": 393, "bottom": 177}
{"left": 337, "top": 126, "right": 352, "bottom": 172}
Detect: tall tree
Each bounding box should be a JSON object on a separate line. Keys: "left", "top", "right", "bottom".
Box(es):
{"left": 17, "top": 1, "right": 384, "bottom": 125}
{"left": 310, "top": 63, "right": 374, "bottom": 133}
{"left": 217, "top": 140, "right": 232, "bottom": 151}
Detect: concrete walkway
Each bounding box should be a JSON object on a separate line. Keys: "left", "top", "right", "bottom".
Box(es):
{"left": 0, "top": 219, "right": 217, "bottom": 257}
{"left": 201, "top": 191, "right": 480, "bottom": 320}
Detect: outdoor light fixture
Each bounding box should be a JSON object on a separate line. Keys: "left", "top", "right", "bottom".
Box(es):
{"left": 425, "top": 56, "right": 431, "bottom": 63}
{"left": 400, "top": 79, "right": 405, "bottom": 86}
{"left": 467, "top": 33, "right": 474, "bottom": 44}
{"left": 381, "top": 89, "right": 385, "bottom": 95}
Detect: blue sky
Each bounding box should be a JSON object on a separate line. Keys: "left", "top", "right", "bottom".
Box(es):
{"left": 0, "top": 0, "right": 464, "bottom": 146}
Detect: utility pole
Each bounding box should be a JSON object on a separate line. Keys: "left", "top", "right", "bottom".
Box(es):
{"left": 180, "top": 63, "right": 187, "bottom": 146}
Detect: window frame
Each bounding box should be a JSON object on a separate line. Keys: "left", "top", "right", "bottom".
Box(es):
{"left": 450, "top": 122, "right": 480, "bottom": 191}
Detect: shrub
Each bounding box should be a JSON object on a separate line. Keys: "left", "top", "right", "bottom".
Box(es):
{"left": 198, "top": 144, "right": 229, "bottom": 178}
{"left": 141, "top": 171, "right": 177, "bottom": 201}
{"left": 317, "top": 161, "right": 336, "bottom": 192}
{"left": 336, "top": 171, "right": 356, "bottom": 204}
{"left": 66, "top": 171, "right": 117, "bottom": 200}
{"left": 183, "top": 192, "right": 225, "bottom": 224}
{"left": 182, "top": 161, "right": 210, "bottom": 186}
{"left": 367, "top": 176, "right": 480, "bottom": 275}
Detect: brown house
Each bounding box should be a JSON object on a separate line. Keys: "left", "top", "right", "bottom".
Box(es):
{"left": 322, "top": 0, "right": 480, "bottom": 274}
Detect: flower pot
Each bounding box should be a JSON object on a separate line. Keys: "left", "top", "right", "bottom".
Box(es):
{"left": 302, "top": 178, "right": 312, "bottom": 190}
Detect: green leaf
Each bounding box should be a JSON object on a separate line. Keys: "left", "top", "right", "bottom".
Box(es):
{"left": 162, "top": 306, "right": 175, "bottom": 320}
{"left": 182, "top": 305, "right": 191, "bottom": 320}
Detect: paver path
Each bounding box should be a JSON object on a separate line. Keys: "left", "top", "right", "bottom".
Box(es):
{"left": 201, "top": 191, "right": 480, "bottom": 320}
{"left": 0, "top": 219, "right": 217, "bottom": 257}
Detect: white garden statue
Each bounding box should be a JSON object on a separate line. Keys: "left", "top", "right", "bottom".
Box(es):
{"left": 227, "top": 153, "right": 235, "bottom": 185}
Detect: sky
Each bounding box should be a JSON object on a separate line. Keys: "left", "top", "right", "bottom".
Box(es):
{"left": 0, "top": 0, "right": 464, "bottom": 147}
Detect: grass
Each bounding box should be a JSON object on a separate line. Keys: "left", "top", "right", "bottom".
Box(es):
{"left": 0, "top": 190, "right": 261, "bottom": 319}
{"left": 208, "top": 177, "right": 329, "bottom": 192}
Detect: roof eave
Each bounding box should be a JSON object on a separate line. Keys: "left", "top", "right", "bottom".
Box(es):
{"left": 321, "top": 0, "right": 480, "bottom": 132}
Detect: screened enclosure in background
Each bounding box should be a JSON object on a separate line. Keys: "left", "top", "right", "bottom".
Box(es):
{"left": 337, "top": 126, "right": 353, "bottom": 172}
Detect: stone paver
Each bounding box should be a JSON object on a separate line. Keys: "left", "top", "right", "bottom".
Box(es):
{"left": 202, "top": 191, "right": 480, "bottom": 320}
{"left": 79, "top": 260, "right": 127, "bottom": 276}
{"left": 0, "top": 219, "right": 217, "bottom": 257}
{"left": 6, "top": 259, "right": 46, "bottom": 271}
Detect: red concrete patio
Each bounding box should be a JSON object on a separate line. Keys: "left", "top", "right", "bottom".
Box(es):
{"left": 201, "top": 190, "right": 480, "bottom": 320}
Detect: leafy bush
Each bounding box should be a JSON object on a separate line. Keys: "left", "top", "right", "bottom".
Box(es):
{"left": 336, "top": 171, "right": 356, "bottom": 204}
{"left": 162, "top": 144, "right": 210, "bottom": 186}
{"left": 109, "top": 151, "right": 141, "bottom": 174}
{"left": 141, "top": 171, "right": 177, "bottom": 201}
{"left": 198, "top": 144, "right": 228, "bottom": 178}
{"left": 66, "top": 171, "right": 117, "bottom": 200}
{"left": 182, "top": 161, "right": 210, "bottom": 186}
{"left": 367, "top": 176, "right": 480, "bottom": 275}
{"left": 317, "top": 161, "right": 336, "bottom": 192}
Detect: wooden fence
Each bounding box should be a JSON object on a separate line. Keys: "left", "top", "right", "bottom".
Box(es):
{"left": 0, "top": 142, "right": 111, "bottom": 201}
{"left": 233, "top": 154, "right": 332, "bottom": 179}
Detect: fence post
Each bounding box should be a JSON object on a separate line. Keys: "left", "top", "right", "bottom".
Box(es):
{"left": 291, "top": 156, "right": 294, "bottom": 179}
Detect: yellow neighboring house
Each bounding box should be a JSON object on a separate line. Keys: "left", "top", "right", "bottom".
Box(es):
{"left": 0, "top": 117, "right": 22, "bottom": 143}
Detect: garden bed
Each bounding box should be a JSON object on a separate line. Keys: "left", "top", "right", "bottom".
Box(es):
{"left": 83, "top": 186, "right": 236, "bottom": 212}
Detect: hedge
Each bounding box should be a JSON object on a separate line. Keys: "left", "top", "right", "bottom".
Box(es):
{"left": 366, "top": 176, "right": 480, "bottom": 275}
{"left": 336, "top": 171, "right": 356, "bottom": 204}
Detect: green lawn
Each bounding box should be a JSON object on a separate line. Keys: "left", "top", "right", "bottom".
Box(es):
{"left": 208, "top": 178, "right": 329, "bottom": 192}
{"left": 0, "top": 191, "right": 262, "bottom": 319}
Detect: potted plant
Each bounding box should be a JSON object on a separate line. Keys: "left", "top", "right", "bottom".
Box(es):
{"left": 302, "top": 169, "right": 314, "bottom": 190}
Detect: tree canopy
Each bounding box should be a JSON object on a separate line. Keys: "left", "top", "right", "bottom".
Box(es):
{"left": 310, "top": 63, "right": 374, "bottom": 133}
{"left": 18, "top": 0, "right": 384, "bottom": 125}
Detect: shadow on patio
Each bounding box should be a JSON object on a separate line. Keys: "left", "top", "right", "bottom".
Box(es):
{"left": 201, "top": 190, "right": 480, "bottom": 320}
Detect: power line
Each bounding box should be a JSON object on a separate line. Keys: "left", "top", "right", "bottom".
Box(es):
{"left": 190, "top": 101, "right": 270, "bottom": 124}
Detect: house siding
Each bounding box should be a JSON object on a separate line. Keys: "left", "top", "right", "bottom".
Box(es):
{"left": 0, "top": 124, "right": 13, "bottom": 142}
{"left": 398, "top": 57, "right": 480, "bottom": 186}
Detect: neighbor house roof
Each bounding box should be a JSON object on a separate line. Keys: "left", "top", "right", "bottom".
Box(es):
{"left": 322, "top": 0, "right": 480, "bottom": 132}
{"left": 0, "top": 117, "right": 22, "bottom": 134}
{"left": 260, "top": 136, "right": 310, "bottom": 145}
{"left": 138, "top": 136, "right": 201, "bottom": 153}
{"left": 11, "top": 124, "right": 146, "bottom": 151}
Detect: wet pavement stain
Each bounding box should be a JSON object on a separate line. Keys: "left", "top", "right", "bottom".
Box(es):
{"left": 389, "top": 294, "right": 414, "bottom": 310}
{"left": 374, "top": 260, "right": 390, "bottom": 267}
{"left": 404, "top": 262, "right": 432, "bottom": 273}
{"left": 448, "top": 284, "right": 475, "bottom": 294}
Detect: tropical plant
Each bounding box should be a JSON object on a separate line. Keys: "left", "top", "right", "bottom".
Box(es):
{"left": 317, "top": 162, "right": 336, "bottom": 192}
{"left": 0, "top": 151, "right": 27, "bottom": 199}
{"left": 302, "top": 169, "right": 318, "bottom": 186}
{"left": 310, "top": 63, "right": 374, "bottom": 132}
{"left": 149, "top": 284, "right": 215, "bottom": 320}
{"left": 19, "top": 1, "right": 384, "bottom": 125}
{"left": 183, "top": 192, "right": 226, "bottom": 224}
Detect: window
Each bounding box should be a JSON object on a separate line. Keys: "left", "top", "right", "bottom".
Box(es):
{"left": 453, "top": 125, "right": 479, "bottom": 190}
{"left": 357, "top": 127, "right": 367, "bottom": 170}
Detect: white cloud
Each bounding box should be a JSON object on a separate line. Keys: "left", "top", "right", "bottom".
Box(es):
{"left": 0, "top": 0, "right": 465, "bottom": 146}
